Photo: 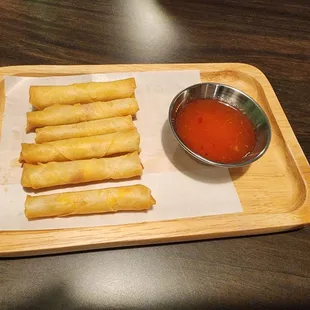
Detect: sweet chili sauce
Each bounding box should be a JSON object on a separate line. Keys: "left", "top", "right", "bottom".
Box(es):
{"left": 175, "top": 99, "right": 256, "bottom": 163}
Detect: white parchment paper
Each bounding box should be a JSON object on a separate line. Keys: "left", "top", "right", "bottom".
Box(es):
{"left": 0, "top": 70, "right": 242, "bottom": 230}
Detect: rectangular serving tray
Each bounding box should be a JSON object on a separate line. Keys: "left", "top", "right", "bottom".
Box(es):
{"left": 0, "top": 63, "right": 309, "bottom": 257}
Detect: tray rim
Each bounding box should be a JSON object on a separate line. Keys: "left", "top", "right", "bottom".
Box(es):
{"left": 0, "top": 63, "right": 309, "bottom": 257}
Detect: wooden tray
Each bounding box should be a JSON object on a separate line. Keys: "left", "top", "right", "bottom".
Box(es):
{"left": 0, "top": 63, "right": 309, "bottom": 257}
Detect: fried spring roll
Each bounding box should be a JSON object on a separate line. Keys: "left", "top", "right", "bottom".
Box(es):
{"left": 20, "top": 129, "right": 140, "bottom": 164}
{"left": 26, "top": 98, "right": 139, "bottom": 132}
{"left": 35, "top": 116, "right": 135, "bottom": 143}
{"left": 29, "top": 78, "right": 136, "bottom": 110}
{"left": 25, "top": 184, "right": 156, "bottom": 220}
{"left": 21, "top": 152, "right": 142, "bottom": 189}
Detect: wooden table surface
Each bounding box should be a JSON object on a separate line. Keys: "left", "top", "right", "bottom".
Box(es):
{"left": 0, "top": 1, "right": 309, "bottom": 309}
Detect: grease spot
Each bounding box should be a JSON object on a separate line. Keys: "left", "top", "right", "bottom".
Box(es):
{"left": 10, "top": 158, "right": 21, "bottom": 168}
{"left": 1, "top": 175, "right": 8, "bottom": 185}
{"left": 12, "top": 129, "right": 20, "bottom": 140}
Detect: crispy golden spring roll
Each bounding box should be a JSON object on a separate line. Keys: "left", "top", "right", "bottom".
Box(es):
{"left": 26, "top": 98, "right": 139, "bottom": 132}
{"left": 25, "top": 184, "right": 156, "bottom": 220}
{"left": 29, "top": 78, "right": 136, "bottom": 110}
{"left": 20, "top": 129, "right": 140, "bottom": 164}
{"left": 35, "top": 116, "right": 135, "bottom": 143}
{"left": 21, "top": 152, "right": 142, "bottom": 189}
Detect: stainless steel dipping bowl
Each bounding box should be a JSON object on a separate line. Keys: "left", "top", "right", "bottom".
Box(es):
{"left": 168, "top": 83, "right": 271, "bottom": 168}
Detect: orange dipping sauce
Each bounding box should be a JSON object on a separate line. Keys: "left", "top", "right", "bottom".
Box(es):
{"left": 175, "top": 99, "right": 256, "bottom": 163}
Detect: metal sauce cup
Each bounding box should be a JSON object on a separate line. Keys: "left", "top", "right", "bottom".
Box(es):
{"left": 168, "top": 83, "right": 271, "bottom": 168}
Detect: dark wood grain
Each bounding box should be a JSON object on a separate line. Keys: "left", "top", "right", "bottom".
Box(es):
{"left": 0, "top": 1, "right": 309, "bottom": 309}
